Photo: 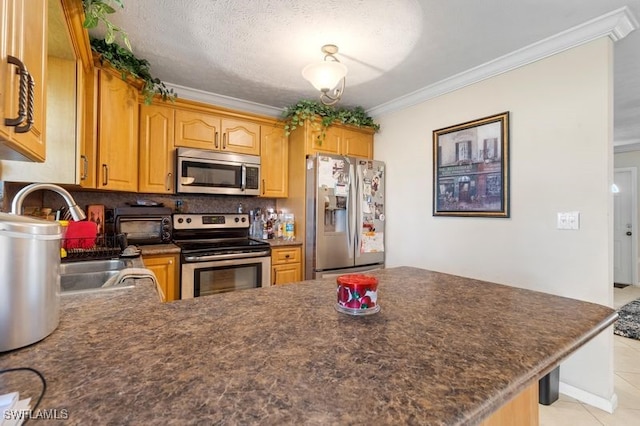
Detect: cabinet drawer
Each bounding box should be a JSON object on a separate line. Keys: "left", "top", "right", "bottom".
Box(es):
{"left": 271, "top": 246, "right": 301, "bottom": 264}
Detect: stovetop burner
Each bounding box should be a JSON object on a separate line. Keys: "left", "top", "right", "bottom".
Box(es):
{"left": 176, "top": 238, "right": 269, "bottom": 254}
{"left": 172, "top": 213, "right": 270, "bottom": 256}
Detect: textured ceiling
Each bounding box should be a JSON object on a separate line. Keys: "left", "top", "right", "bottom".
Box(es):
{"left": 89, "top": 0, "right": 640, "bottom": 146}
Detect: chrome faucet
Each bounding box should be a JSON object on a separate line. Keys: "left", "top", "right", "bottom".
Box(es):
{"left": 11, "top": 183, "right": 86, "bottom": 221}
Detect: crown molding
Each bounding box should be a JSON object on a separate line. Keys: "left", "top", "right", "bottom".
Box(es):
{"left": 367, "top": 6, "right": 639, "bottom": 118}
{"left": 163, "top": 82, "right": 284, "bottom": 118}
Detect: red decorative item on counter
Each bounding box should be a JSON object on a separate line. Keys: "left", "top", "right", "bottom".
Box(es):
{"left": 335, "top": 274, "right": 380, "bottom": 315}
{"left": 63, "top": 220, "right": 98, "bottom": 249}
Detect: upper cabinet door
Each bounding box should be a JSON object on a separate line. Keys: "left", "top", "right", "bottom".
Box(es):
{"left": 260, "top": 124, "right": 287, "bottom": 198}
{"left": 221, "top": 118, "right": 260, "bottom": 155}
{"left": 174, "top": 109, "right": 221, "bottom": 149}
{"left": 139, "top": 104, "right": 175, "bottom": 194}
{"left": 305, "top": 120, "right": 340, "bottom": 156}
{"left": 0, "top": 0, "right": 12, "bottom": 143}
{"left": 0, "top": 0, "right": 47, "bottom": 161}
{"left": 341, "top": 127, "right": 373, "bottom": 159}
{"left": 97, "top": 70, "right": 139, "bottom": 191}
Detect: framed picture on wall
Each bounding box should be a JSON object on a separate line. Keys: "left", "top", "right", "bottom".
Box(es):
{"left": 433, "top": 112, "right": 510, "bottom": 217}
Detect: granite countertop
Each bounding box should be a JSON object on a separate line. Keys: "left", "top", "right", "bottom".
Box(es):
{"left": 137, "top": 243, "right": 181, "bottom": 256}
{"left": 262, "top": 238, "right": 303, "bottom": 247}
{"left": 0, "top": 267, "right": 616, "bottom": 425}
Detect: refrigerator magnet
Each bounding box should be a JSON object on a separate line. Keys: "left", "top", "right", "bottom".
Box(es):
{"left": 335, "top": 183, "right": 348, "bottom": 196}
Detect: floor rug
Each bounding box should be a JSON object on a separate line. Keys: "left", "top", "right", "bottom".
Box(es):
{"left": 614, "top": 298, "right": 640, "bottom": 340}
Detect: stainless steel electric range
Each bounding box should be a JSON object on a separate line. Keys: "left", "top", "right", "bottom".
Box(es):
{"left": 172, "top": 213, "right": 271, "bottom": 299}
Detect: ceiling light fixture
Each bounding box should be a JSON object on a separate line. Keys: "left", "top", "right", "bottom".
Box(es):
{"left": 302, "top": 44, "right": 347, "bottom": 106}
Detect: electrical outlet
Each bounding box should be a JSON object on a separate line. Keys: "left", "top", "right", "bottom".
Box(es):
{"left": 567, "top": 211, "right": 580, "bottom": 230}
{"left": 557, "top": 212, "right": 580, "bottom": 230}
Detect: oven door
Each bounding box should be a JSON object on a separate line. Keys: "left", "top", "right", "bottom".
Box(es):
{"left": 181, "top": 255, "right": 271, "bottom": 299}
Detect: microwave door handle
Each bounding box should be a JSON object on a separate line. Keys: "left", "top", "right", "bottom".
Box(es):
{"left": 241, "top": 164, "right": 247, "bottom": 191}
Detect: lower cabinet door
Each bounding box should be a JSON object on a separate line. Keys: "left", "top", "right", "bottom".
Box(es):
{"left": 272, "top": 263, "right": 301, "bottom": 285}
{"left": 143, "top": 254, "right": 179, "bottom": 301}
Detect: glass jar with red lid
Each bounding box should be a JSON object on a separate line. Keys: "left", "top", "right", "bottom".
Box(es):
{"left": 335, "top": 274, "right": 380, "bottom": 315}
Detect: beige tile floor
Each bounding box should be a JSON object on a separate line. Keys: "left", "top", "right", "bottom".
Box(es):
{"left": 539, "top": 285, "right": 640, "bottom": 425}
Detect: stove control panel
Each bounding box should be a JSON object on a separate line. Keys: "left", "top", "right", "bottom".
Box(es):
{"left": 173, "top": 213, "right": 249, "bottom": 230}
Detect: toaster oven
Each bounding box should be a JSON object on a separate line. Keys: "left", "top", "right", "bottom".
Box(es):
{"left": 113, "top": 206, "right": 173, "bottom": 245}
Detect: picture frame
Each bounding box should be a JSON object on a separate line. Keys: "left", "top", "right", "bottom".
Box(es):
{"left": 433, "top": 112, "right": 510, "bottom": 217}
{"left": 86, "top": 204, "right": 105, "bottom": 235}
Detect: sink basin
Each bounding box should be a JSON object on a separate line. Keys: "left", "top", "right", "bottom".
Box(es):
{"left": 60, "top": 259, "right": 134, "bottom": 295}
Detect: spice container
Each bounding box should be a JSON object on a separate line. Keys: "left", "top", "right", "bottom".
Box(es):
{"left": 335, "top": 274, "right": 380, "bottom": 315}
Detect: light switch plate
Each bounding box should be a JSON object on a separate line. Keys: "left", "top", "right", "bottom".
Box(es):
{"left": 557, "top": 211, "right": 580, "bottom": 230}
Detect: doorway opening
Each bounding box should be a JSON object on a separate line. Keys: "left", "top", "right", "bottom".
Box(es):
{"left": 613, "top": 167, "right": 638, "bottom": 286}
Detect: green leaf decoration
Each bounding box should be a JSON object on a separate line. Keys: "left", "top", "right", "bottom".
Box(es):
{"left": 82, "top": 0, "right": 130, "bottom": 51}
{"left": 282, "top": 100, "right": 380, "bottom": 144}
{"left": 90, "top": 38, "right": 177, "bottom": 105}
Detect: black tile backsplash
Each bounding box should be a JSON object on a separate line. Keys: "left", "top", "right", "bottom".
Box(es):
{"left": 1, "top": 182, "right": 275, "bottom": 215}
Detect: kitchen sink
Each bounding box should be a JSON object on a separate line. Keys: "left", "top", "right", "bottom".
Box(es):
{"left": 60, "top": 259, "right": 134, "bottom": 295}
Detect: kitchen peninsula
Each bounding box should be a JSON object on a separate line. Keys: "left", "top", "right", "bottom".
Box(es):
{"left": 0, "top": 267, "right": 616, "bottom": 425}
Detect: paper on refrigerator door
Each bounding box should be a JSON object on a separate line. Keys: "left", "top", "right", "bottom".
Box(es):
{"left": 361, "top": 231, "right": 384, "bottom": 253}
{"left": 318, "top": 156, "right": 349, "bottom": 189}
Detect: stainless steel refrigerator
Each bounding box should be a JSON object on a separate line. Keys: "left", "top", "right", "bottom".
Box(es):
{"left": 305, "top": 154, "right": 385, "bottom": 279}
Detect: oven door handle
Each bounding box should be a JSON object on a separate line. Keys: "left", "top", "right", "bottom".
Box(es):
{"left": 184, "top": 249, "right": 271, "bottom": 262}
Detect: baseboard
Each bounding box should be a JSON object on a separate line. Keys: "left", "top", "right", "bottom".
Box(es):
{"left": 559, "top": 381, "right": 618, "bottom": 413}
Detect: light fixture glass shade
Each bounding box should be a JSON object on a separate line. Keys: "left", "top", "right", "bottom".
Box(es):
{"left": 302, "top": 61, "right": 348, "bottom": 92}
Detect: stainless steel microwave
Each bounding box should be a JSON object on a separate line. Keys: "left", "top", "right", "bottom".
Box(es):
{"left": 176, "top": 148, "right": 261, "bottom": 196}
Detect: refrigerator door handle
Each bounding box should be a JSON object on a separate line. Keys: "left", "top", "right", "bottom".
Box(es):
{"left": 354, "top": 163, "right": 361, "bottom": 258}
{"left": 347, "top": 160, "right": 356, "bottom": 258}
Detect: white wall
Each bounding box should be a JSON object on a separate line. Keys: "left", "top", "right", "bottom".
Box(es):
{"left": 375, "top": 38, "right": 615, "bottom": 408}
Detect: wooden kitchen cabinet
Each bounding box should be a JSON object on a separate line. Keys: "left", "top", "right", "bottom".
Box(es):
{"left": 96, "top": 67, "right": 139, "bottom": 191}
{"left": 80, "top": 62, "right": 98, "bottom": 188}
{"left": 139, "top": 103, "right": 175, "bottom": 193}
{"left": 271, "top": 246, "right": 301, "bottom": 285}
{"left": 143, "top": 254, "right": 180, "bottom": 302}
{"left": 305, "top": 120, "right": 340, "bottom": 155}
{"left": 298, "top": 119, "right": 374, "bottom": 159}
{"left": 0, "top": 0, "right": 93, "bottom": 184}
{"left": 0, "top": 0, "right": 47, "bottom": 162}
{"left": 174, "top": 108, "right": 220, "bottom": 150}
{"left": 342, "top": 127, "right": 374, "bottom": 159}
{"left": 222, "top": 117, "right": 260, "bottom": 155}
{"left": 174, "top": 108, "right": 260, "bottom": 155}
{"left": 260, "top": 123, "right": 288, "bottom": 198}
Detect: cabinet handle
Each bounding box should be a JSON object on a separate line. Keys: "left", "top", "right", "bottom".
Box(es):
{"left": 285, "top": 254, "right": 290, "bottom": 259}
{"left": 102, "top": 164, "right": 109, "bottom": 186}
{"left": 262, "top": 179, "right": 265, "bottom": 195}
{"left": 80, "top": 155, "right": 88, "bottom": 180}
{"left": 4, "top": 56, "right": 28, "bottom": 127}
{"left": 214, "top": 132, "right": 219, "bottom": 149}
{"left": 166, "top": 172, "right": 172, "bottom": 191}
{"left": 15, "top": 73, "right": 34, "bottom": 134}
{"left": 222, "top": 133, "right": 227, "bottom": 149}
